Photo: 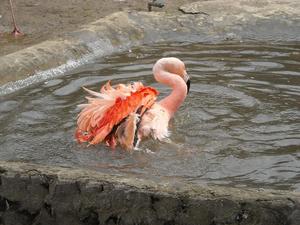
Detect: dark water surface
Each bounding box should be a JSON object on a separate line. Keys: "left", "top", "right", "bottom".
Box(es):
{"left": 1, "top": 42, "right": 300, "bottom": 191}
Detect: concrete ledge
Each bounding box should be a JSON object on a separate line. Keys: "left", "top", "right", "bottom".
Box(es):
{"left": 1, "top": 0, "right": 300, "bottom": 94}
{"left": 0, "top": 12, "right": 139, "bottom": 87}
{"left": 0, "top": 161, "right": 299, "bottom": 225}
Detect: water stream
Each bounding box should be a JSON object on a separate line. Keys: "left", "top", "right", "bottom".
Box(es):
{"left": 0, "top": 42, "right": 299, "bottom": 191}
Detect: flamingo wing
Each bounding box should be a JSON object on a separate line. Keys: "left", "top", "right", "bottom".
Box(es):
{"left": 75, "top": 81, "right": 159, "bottom": 148}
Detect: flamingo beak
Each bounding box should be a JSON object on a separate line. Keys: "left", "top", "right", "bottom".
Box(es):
{"left": 183, "top": 71, "right": 190, "bottom": 94}
{"left": 186, "top": 78, "right": 190, "bottom": 95}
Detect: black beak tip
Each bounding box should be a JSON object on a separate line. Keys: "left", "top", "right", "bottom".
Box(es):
{"left": 186, "top": 79, "right": 191, "bottom": 94}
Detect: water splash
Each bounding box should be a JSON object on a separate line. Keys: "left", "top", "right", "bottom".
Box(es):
{"left": 0, "top": 38, "right": 132, "bottom": 96}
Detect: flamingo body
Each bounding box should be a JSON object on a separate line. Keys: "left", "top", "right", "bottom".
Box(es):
{"left": 75, "top": 57, "right": 190, "bottom": 150}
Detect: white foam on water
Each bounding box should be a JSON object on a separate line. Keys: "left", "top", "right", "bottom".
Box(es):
{"left": 0, "top": 39, "right": 131, "bottom": 96}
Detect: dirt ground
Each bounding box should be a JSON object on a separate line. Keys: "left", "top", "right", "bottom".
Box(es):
{"left": 0, "top": 0, "right": 195, "bottom": 56}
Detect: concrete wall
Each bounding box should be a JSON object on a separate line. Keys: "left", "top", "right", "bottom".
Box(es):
{"left": 0, "top": 161, "right": 299, "bottom": 225}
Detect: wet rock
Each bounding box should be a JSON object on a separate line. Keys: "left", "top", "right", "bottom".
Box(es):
{"left": 148, "top": 0, "right": 165, "bottom": 12}
{"left": 288, "top": 209, "right": 300, "bottom": 225}
{"left": 179, "top": 0, "right": 300, "bottom": 18}
{"left": 0, "top": 174, "right": 49, "bottom": 214}
{"left": 179, "top": 2, "right": 209, "bottom": 15}
{"left": 2, "top": 210, "right": 33, "bottom": 225}
{"left": 0, "top": 161, "right": 299, "bottom": 225}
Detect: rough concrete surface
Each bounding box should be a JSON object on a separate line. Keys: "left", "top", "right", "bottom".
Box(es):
{"left": 0, "top": 161, "right": 299, "bottom": 225}
{"left": 0, "top": 0, "right": 194, "bottom": 56}
{"left": 1, "top": 0, "right": 300, "bottom": 93}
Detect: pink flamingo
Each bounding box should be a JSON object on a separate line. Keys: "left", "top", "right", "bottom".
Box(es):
{"left": 75, "top": 57, "right": 190, "bottom": 150}
{"left": 6, "top": 0, "right": 23, "bottom": 36}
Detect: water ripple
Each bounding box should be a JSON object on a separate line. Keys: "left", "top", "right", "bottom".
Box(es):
{"left": 0, "top": 42, "right": 299, "bottom": 191}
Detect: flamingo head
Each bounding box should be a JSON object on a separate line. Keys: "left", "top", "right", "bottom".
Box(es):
{"left": 159, "top": 57, "right": 191, "bottom": 94}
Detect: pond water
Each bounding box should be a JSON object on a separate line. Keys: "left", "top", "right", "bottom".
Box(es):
{"left": 0, "top": 42, "right": 300, "bottom": 191}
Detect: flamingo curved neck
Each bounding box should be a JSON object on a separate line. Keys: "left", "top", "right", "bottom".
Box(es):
{"left": 154, "top": 70, "right": 187, "bottom": 117}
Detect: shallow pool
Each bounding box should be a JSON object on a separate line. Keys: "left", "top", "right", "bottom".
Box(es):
{"left": 0, "top": 42, "right": 299, "bottom": 191}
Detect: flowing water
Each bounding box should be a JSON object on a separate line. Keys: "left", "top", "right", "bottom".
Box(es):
{"left": 0, "top": 42, "right": 300, "bottom": 191}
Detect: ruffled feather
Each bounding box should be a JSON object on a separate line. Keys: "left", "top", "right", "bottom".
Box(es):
{"left": 75, "top": 81, "right": 159, "bottom": 149}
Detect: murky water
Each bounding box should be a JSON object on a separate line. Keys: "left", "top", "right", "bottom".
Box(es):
{"left": 1, "top": 42, "right": 300, "bottom": 191}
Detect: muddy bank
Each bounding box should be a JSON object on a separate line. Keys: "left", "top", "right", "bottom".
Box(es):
{"left": 0, "top": 161, "right": 299, "bottom": 225}
{"left": 1, "top": 0, "right": 300, "bottom": 95}
{"left": 0, "top": 0, "right": 194, "bottom": 56}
